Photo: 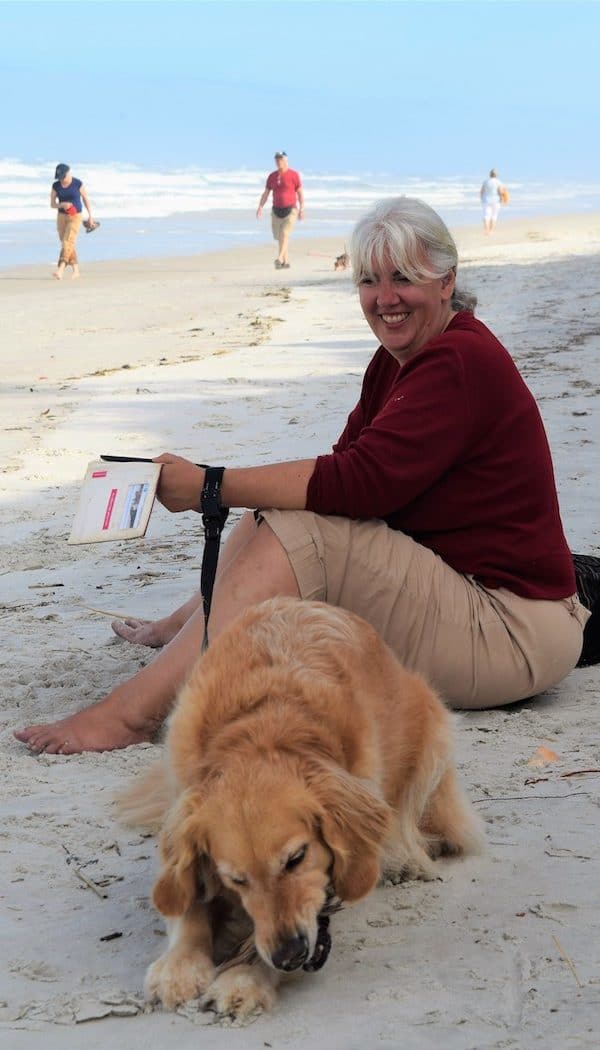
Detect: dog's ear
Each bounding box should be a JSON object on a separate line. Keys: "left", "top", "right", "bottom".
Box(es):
{"left": 152, "top": 789, "right": 215, "bottom": 917}
{"left": 307, "top": 763, "right": 393, "bottom": 902}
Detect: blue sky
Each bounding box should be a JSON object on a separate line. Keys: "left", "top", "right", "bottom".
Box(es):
{"left": 1, "top": 0, "right": 598, "bottom": 178}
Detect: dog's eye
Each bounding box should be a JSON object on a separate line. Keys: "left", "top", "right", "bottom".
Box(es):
{"left": 285, "top": 845, "right": 307, "bottom": 872}
{"left": 230, "top": 874, "right": 248, "bottom": 887}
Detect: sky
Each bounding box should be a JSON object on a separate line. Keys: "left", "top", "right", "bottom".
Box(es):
{"left": 1, "top": 0, "right": 599, "bottom": 179}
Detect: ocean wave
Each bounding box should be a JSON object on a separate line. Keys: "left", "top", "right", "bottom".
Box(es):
{"left": 3, "top": 158, "right": 600, "bottom": 224}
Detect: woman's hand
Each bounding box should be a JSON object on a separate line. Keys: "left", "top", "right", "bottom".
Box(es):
{"left": 154, "top": 454, "right": 205, "bottom": 513}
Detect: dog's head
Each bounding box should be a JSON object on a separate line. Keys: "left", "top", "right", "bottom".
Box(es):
{"left": 152, "top": 757, "right": 392, "bottom": 973}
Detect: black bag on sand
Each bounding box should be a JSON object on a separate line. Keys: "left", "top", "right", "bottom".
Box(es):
{"left": 573, "top": 553, "right": 600, "bottom": 667}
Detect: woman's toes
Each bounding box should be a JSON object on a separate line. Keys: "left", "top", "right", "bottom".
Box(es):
{"left": 111, "top": 617, "right": 166, "bottom": 647}
{"left": 112, "top": 617, "right": 144, "bottom": 640}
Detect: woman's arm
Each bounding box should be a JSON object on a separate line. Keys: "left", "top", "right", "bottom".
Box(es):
{"left": 50, "top": 189, "right": 61, "bottom": 210}
{"left": 154, "top": 454, "right": 316, "bottom": 514}
{"left": 80, "top": 186, "right": 93, "bottom": 220}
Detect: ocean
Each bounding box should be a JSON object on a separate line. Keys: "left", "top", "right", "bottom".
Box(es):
{"left": 2, "top": 159, "right": 600, "bottom": 269}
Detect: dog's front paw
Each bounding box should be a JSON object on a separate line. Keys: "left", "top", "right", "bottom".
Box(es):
{"left": 203, "top": 964, "right": 278, "bottom": 1021}
{"left": 145, "top": 948, "right": 216, "bottom": 1010}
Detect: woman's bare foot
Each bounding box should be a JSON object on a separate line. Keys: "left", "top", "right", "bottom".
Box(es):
{"left": 111, "top": 616, "right": 182, "bottom": 648}
{"left": 111, "top": 593, "right": 203, "bottom": 648}
{"left": 13, "top": 695, "right": 159, "bottom": 755}
{"left": 71, "top": 267, "right": 80, "bottom": 280}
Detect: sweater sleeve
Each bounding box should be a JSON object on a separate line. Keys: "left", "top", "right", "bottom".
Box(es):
{"left": 307, "top": 345, "right": 473, "bottom": 520}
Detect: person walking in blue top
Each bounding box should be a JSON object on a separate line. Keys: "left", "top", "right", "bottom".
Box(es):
{"left": 50, "top": 163, "right": 96, "bottom": 280}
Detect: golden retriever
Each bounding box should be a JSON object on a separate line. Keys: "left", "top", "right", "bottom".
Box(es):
{"left": 119, "top": 597, "right": 483, "bottom": 1020}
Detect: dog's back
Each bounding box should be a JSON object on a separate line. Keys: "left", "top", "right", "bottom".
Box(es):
{"left": 120, "top": 598, "right": 483, "bottom": 872}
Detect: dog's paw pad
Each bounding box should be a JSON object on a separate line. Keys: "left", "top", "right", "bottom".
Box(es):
{"left": 145, "top": 950, "right": 216, "bottom": 1010}
{"left": 203, "top": 966, "right": 276, "bottom": 1021}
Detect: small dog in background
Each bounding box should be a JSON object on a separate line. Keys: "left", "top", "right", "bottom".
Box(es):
{"left": 334, "top": 249, "right": 350, "bottom": 271}
{"left": 118, "top": 598, "right": 484, "bottom": 1021}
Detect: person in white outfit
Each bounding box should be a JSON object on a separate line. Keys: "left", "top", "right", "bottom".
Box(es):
{"left": 480, "top": 168, "right": 503, "bottom": 234}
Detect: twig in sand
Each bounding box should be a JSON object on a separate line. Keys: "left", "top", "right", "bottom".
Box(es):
{"left": 62, "top": 845, "right": 107, "bottom": 900}
{"left": 552, "top": 935, "right": 585, "bottom": 988}
{"left": 560, "top": 769, "right": 600, "bottom": 778}
{"left": 544, "top": 848, "right": 591, "bottom": 860}
{"left": 71, "top": 865, "right": 108, "bottom": 898}
{"left": 72, "top": 866, "right": 108, "bottom": 900}
{"left": 80, "top": 604, "right": 140, "bottom": 619}
{"left": 524, "top": 769, "right": 600, "bottom": 787}
{"left": 473, "top": 791, "right": 591, "bottom": 803}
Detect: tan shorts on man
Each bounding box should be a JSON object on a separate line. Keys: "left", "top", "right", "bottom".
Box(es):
{"left": 271, "top": 207, "right": 298, "bottom": 242}
{"left": 258, "top": 509, "right": 589, "bottom": 710}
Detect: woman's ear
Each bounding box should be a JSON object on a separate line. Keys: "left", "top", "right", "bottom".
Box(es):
{"left": 306, "top": 763, "right": 393, "bottom": 902}
{"left": 441, "top": 267, "right": 456, "bottom": 298}
{"left": 152, "top": 789, "right": 210, "bottom": 917}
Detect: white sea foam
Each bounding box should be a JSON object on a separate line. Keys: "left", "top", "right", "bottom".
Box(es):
{"left": 3, "top": 158, "right": 600, "bottom": 224}
{"left": 3, "top": 159, "right": 600, "bottom": 269}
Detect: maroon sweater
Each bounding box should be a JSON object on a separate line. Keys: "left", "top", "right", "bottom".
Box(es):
{"left": 306, "top": 312, "right": 575, "bottom": 599}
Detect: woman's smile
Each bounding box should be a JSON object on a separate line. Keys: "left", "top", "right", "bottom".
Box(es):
{"left": 380, "top": 311, "right": 410, "bottom": 325}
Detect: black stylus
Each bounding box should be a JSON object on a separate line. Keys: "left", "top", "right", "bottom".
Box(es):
{"left": 100, "top": 455, "right": 206, "bottom": 467}
{"left": 100, "top": 455, "right": 156, "bottom": 463}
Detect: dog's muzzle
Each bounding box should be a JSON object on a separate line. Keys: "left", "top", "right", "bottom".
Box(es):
{"left": 271, "top": 911, "right": 334, "bottom": 973}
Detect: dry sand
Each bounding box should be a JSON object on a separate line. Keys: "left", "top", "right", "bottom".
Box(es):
{"left": 1, "top": 214, "right": 599, "bottom": 1049}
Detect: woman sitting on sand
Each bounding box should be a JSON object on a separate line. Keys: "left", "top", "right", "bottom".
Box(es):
{"left": 15, "top": 196, "right": 590, "bottom": 755}
{"left": 51, "top": 163, "right": 96, "bottom": 280}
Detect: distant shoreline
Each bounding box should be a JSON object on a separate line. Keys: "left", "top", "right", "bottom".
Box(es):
{"left": 3, "top": 209, "right": 600, "bottom": 278}
{"left": 3, "top": 190, "right": 600, "bottom": 270}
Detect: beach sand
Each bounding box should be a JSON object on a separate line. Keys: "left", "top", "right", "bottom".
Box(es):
{"left": 1, "top": 214, "right": 599, "bottom": 1048}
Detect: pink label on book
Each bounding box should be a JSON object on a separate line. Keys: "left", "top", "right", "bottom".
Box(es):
{"left": 92, "top": 471, "right": 108, "bottom": 478}
{"left": 103, "top": 488, "right": 117, "bottom": 530}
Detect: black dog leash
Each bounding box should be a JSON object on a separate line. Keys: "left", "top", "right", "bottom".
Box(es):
{"left": 199, "top": 466, "right": 229, "bottom": 651}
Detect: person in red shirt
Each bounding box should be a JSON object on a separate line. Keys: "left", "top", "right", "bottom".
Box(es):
{"left": 256, "top": 151, "right": 304, "bottom": 269}
{"left": 15, "top": 197, "right": 590, "bottom": 755}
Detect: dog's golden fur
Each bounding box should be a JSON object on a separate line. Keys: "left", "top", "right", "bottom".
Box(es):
{"left": 119, "top": 597, "right": 483, "bottom": 1019}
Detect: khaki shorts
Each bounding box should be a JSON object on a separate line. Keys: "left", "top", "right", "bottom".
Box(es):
{"left": 259, "top": 509, "right": 589, "bottom": 710}
{"left": 271, "top": 208, "right": 298, "bottom": 240}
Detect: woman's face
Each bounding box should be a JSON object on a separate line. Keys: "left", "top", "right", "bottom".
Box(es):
{"left": 358, "top": 252, "right": 456, "bottom": 365}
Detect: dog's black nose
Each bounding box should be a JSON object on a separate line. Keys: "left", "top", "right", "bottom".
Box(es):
{"left": 271, "top": 934, "right": 309, "bottom": 972}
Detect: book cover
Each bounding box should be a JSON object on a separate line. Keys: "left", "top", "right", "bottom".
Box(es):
{"left": 68, "top": 460, "right": 162, "bottom": 544}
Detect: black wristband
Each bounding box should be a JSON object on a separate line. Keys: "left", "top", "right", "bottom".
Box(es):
{"left": 200, "top": 465, "right": 227, "bottom": 530}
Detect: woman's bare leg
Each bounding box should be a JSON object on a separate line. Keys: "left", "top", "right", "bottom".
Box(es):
{"left": 110, "top": 513, "right": 257, "bottom": 647}
{"left": 14, "top": 516, "right": 299, "bottom": 754}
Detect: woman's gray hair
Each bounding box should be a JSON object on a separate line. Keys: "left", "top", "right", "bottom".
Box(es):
{"left": 350, "top": 196, "right": 476, "bottom": 313}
